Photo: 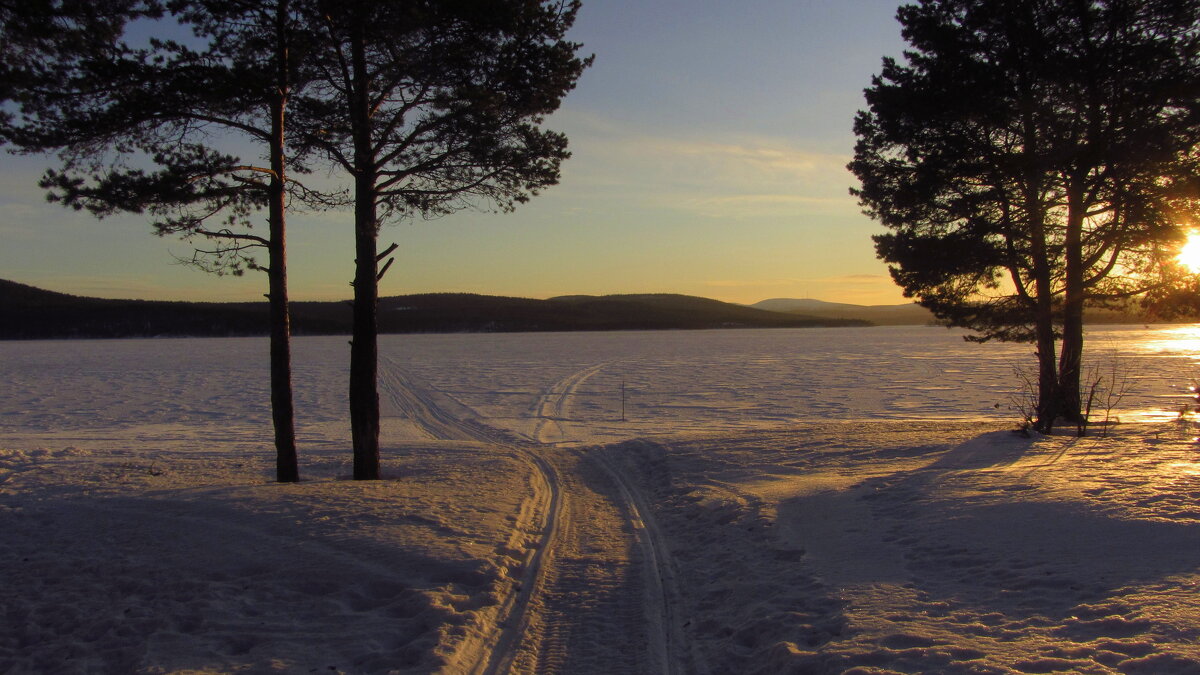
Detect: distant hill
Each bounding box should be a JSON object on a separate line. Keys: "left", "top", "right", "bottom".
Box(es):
{"left": 751, "top": 298, "right": 937, "bottom": 325}
{"left": 751, "top": 297, "right": 1159, "bottom": 326}
{"left": 0, "top": 280, "right": 868, "bottom": 339}
{"left": 0, "top": 279, "right": 303, "bottom": 339}
{"left": 369, "top": 293, "right": 871, "bottom": 333}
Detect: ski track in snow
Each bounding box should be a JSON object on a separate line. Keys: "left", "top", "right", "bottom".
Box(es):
{"left": 530, "top": 363, "right": 608, "bottom": 445}
{"left": 379, "top": 355, "right": 564, "bottom": 674}
{"left": 379, "top": 355, "right": 683, "bottom": 674}
{"left": 591, "top": 449, "right": 699, "bottom": 675}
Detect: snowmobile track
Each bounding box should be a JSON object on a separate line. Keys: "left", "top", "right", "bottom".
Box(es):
{"left": 379, "top": 359, "right": 684, "bottom": 674}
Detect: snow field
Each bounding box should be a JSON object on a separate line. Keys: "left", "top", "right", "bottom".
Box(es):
{"left": 609, "top": 422, "right": 1200, "bottom": 673}
{"left": 0, "top": 440, "right": 546, "bottom": 674}
{"left": 3, "top": 325, "right": 1200, "bottom": 673}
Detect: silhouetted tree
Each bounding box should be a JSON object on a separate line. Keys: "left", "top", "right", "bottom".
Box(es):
{"left": 3, "top": 0, "right": 331, "bottom": 481}
{"left": 851, "top": 0, "right": 1200, "bottom": 432}
{"left": 1, "top": 1, "right": 156, "bottom": 135}
{"left": 292, "top": 0, "right": 591, "bottom": 479}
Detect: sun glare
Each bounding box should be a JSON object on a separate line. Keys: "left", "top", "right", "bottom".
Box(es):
{"left": 1177, "top": 232, "right": 1200, "bottom": 274}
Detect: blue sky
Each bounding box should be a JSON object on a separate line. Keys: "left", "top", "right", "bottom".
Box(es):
{"left": 0, "top": 0, "right": 911, "bottom": 304}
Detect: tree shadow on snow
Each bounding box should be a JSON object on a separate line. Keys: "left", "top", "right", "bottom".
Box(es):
{"left": 1, "top": 489, "right": 491, "bottom": 675}
{"left": 811, "top": 429, "right": 1200, "bottom": 632}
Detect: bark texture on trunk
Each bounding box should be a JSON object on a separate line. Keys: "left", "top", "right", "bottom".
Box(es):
{"left": 348, "top": 23, "right": 381, "bottom": 480}
{"left": 1057, "top": 184, "right": 1087, "bottom": 427}
{"left": 349, "top": 185, "right": 380, "bottom": 481}
{"left": 269, "top": 0, "right": 299, "bottom": 483}
{"left": 267, "top": 220, "right": 298, "bottom": 482}
{"left": 1033, "top": 308, "right": 1058, "bottom": 433}
{"left": 1023, "top": 150, "right": 1058, "bottom": 433}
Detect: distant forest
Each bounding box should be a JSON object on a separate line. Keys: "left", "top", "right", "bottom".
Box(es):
{"left": 0, "top": 279, "right": 872, "bottom": 340}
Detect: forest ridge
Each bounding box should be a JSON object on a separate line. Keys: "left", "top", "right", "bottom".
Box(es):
{"left": 0, "top": 278, "right": 873, "bottom": 339}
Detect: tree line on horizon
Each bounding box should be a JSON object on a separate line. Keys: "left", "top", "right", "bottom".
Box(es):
{"left": 0, "top": 0, "right": 591, "bottom": 482}
{"left": 0, "top": 279, "right": 873, "bottom": 338}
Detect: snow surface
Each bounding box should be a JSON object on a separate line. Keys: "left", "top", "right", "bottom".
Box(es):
{"left": 3, "top": 325, "right": 1200, "bottom": 673}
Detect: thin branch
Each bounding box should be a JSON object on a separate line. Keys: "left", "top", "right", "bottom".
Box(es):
{"left": 193, "top": 228, "right": 270, "bottom": 246}
{"left": 376, "top": 256, "right": 394, "bottom": 281}
{"left": 376, "top": 242, "right": 398, "bottom": 261}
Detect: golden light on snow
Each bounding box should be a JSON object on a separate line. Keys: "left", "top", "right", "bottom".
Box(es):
{"left": 1177, "top": 231, "right": 1200, "bottom": 274}
{"left": 1144, "top": 324, "right": 1200, "bottom": 362}
{"left": 1166, "top": 461, "right": 1200, "bottom": 475}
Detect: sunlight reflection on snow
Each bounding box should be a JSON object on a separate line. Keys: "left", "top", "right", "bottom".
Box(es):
{"left": 1166, "top": 461, "right": 1200, "bottom": 475}
{"left": 1115, "top": 324, "right": 1200, "bottom": 423}
{"left": 1142, "top": 324, "right": 1200, "bottom": 361}
{"left": 1126, "top": 410, "right": 1181, "bottom": 424}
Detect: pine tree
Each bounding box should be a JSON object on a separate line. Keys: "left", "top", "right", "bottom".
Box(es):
{"left": 852, "top": 0, "right": 1200, "bottom": 431}
{"left": 3, "top": 0, "right": 330, "bottom": 480}
{"left": 292, "top": 0, "right": 591, "bottom": 478}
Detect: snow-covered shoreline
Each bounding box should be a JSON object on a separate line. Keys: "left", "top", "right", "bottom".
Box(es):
{"left": 3, "top": 327, "right": 1200, "bottom": 673}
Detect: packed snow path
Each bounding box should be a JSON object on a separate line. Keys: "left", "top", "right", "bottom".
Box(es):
{"left": 380, "top": 358, "right": 683, "bottom": 674}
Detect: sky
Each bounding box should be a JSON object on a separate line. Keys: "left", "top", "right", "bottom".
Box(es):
{"left": 0, "top": 0, "right": 913, "bottom": 305}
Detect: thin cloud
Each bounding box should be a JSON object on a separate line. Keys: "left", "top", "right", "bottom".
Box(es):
{"left": 619, "top": 137, "right": 851, "bottom": 191}
{"left": 558, "top": 114, "right": 861, "bottom": 219}
{"left": 685, "top": 193, "right": 855, "bottom": 219}
{"left": 706, "top": 274, "right": 891, "bottom": 289}
{"left": 704, "top": 278, "right": 807, "bottom": 288}
{"left": 832, "top": 274, "right": 890, "bottom": 283}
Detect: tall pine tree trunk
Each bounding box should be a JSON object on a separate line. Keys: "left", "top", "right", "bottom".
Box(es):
{"left": 348, "top": 21, "right": 380, "bottom": 480}
{"left": 349, "top": 179, "right": 380, "bottom": 480}
{"left": 1033, "top": 299, "right": 1059, "bottom": 433}
{"left": 1022, "top": 148, "right": 1059, "bottom": 433}
{"left": 267, "top": 197, "right": 297, "bottom": 481}
{"left": 267, "top": 166, "right": 298, "bottom": 479}
{"left": 1058, "top": 313, "right": 1085, "bottom": 429}
{"left": 268, "top": 0, "right": 299, "bottom": 482}
{"left": 1032, "top": 262, "right": 1059, "bottom": 432}
{"left": 1058, "top": 184, "right": 1086, "bottom": 427}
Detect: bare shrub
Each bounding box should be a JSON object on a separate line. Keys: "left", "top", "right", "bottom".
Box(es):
{"left": 1009, "top": 362, "right": 1039, "bottom": 435}
{"left": 1078, "top": 348, "right": 1133, "bottom": 438}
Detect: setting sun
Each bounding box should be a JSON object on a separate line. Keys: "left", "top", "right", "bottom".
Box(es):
{"left": 1178, "top": 232, "right": 1200, "bottom": 274}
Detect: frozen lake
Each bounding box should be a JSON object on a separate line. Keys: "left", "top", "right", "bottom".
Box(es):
{"left": 4, "top": 324, "right": 1198, "bottom": 444}
{"left": 7, "top": 323, "right": 1200, "bottom": 673}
